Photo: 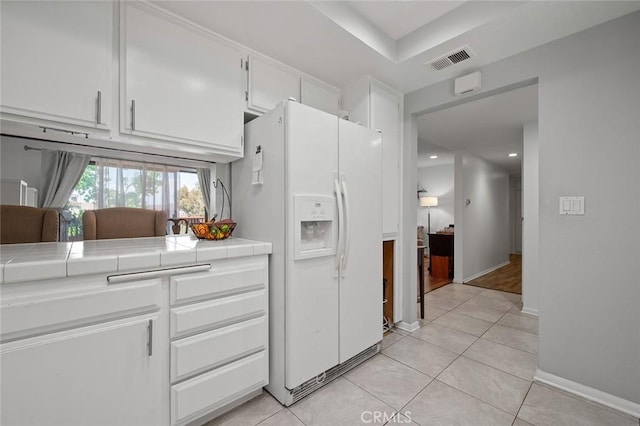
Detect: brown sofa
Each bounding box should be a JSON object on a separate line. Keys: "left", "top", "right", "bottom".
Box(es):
{"left": 82, "top": 207, "right": 167, "bottom": 240}
{"left": 0, "top": 205, "right": 59, "bottom": 244}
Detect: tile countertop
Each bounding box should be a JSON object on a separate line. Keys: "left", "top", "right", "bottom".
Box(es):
{"left": 0, "top": 236, "right": 272, "bottom": 285}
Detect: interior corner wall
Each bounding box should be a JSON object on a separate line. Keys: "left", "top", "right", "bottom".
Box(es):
{"left": 459, "top": 152, "right": 510, "bottom": 281}
{"left": 400, "top": 112, "right": 418, "bottom": 326}
{"left": 522, "top": 121, "right": 539, "bottom": 315}
{"left": 453, "top": 153, "right": 464, "bottom": 283}
{"left": 417, "top": 163, "right": 454, "bottom": 238}
{"left": 404, "top": 11, "right": 640, "bottom": 407}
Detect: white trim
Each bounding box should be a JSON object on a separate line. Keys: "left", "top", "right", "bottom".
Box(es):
{"left": 521, "top": 306, "right": 539, "bottom": 317}
{"left": 395, "top": 321, "right": 419, "bottom": 333}
{"left": 463, "top": 260, "right": 510, "bottom": 282}
{"left": 534, "top": 369, "right": 640, "bottom": 418}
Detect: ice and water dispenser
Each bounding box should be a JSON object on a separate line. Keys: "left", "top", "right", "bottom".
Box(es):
{"left": 293, "top": 195, "right": 337, "bottom": 260}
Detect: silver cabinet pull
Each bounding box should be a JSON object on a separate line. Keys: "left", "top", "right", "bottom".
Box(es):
{"left": 107, "top": 264, "right": 211, "bottom": 284}
{"left": 96, "top": 91, "right": 102, "bottom": 124}
{"left": 131, "top": 99, "right": 136, "bottom": 130}
{"left": 147, "top": 319, "right": 153, "bottom": 356}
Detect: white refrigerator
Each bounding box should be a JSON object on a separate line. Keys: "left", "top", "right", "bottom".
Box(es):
{"left": 232, "top": 100, "right": 382, "bottom": 405}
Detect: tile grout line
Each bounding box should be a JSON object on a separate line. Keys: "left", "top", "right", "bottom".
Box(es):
{"left": 418, "top": 301, "right": 530, "bottom": 420}
{"left": 382, "top": 289, "right": 528, "bottom": 424}
{"left": 400, "top": 286, "right": 529, "bottom": 422}
{"left": 253, "top": 407, "right": 287, "bottom": 426}
{"left": 286, "top": 407, "right": 309, "bottom": 426}
{"left": 511, "top": 381, "right": 535, "bottom": 426}
{"left": 341, "top": 374, "right": 421, "bottom": 422}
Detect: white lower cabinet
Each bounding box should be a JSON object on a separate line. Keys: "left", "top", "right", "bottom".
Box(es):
{"left": 0, "top": 255, "right": 269, "bottom": 426}
{"left": 0, "top": 313, "right": 163, "bottom": 426}
{"left": 171, "top": 351, "right": 267, "bottom": 425}
{"left": 169, "top": 257, "right": 269, "bottom": 425}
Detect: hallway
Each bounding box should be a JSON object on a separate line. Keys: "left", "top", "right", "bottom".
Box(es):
{"left": 465, "top": 254, "right": 522, "bottom": 294}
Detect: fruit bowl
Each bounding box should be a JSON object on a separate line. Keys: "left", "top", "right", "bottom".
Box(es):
{"left": 190, "top": 220, "right": 236, "bottom": 240}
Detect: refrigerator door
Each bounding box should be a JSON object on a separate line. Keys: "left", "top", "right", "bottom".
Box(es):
{"left": 284, "top": 102, "right": 340, "bottom": 389}
{"left": 337, "top": 120, "right": 383, "bottom": 363}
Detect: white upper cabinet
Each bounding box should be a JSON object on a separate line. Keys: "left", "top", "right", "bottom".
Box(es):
{"left": 342, "top": 78, "right": 402, "bottom": 238}
{"left": 122, "top": 3, "right": 244, "bottom": 154}
{"left": 370, "top": 82, "right": 401, "bottom": 237}
{"left": 301, "top": 78, "right": 340, "bottom": 116}
{"left": 0, "top": 1, "right": 113, "bottom": 129}
{"left": 247, "top": 55, "right": 301, "bottom": 113}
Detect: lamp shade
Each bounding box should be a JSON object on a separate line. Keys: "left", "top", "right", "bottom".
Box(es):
{"left": 419, "top": 196, "right": 438, "bottom": 207}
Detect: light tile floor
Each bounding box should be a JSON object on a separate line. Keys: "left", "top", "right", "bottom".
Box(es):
{"left": 207, "top": 284, "right": 639, "bottom": 426}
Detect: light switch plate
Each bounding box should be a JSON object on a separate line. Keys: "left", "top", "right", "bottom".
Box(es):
{"left": 559, "top": 196, "right": 585, "bottom": 215}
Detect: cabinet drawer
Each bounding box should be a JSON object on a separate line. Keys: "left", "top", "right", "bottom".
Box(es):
{"left": 170, "top": 264, "right": 265, "bottom": 305}
{"left": 170, "top": 317, "right": 266, "bottom": 382}
{"left": 170, "top": 289, "right": 265, "bottom": 339}
{"left": 1, "top": 279, "right": 161, "bottom": 341}
{"left": 171, "top": 351, "right": 267, "bottom": 425}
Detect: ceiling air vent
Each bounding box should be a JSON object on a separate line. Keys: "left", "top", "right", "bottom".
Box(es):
{"left": 427, "top": 46, "right": 474, "bottom": 71}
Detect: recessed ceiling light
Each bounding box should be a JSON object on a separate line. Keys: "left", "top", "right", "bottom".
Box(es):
{"left": 508, "top": 153, "right": 518, "bottom": 157}
{"left": 430, "top": 155, "right": 438, "bottom": 159}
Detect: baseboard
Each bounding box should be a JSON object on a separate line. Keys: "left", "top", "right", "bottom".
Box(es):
{"left": 521, "top": 306, "right": 539, "bottom": 317}
{"left": 534, "top": 369, "right": 640, "bottom": 418}
{"left": 463, "top": 260, "right": 510, "bottom": 282}
{"left": 395, "top": 321, "right": 420, "bottom": 333}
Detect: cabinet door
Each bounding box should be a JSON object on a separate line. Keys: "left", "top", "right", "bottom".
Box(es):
{"left": 247, "top": 55, "right": 300, "bottom": 113}
{"left": 0, "top": 314, "right": 164, "bottom": 426}
{"left": 123, "top": 4, "right": 243, "bottom": 153}
{"left": 301, "top": 78, "right": 340, "bottom": 115}
{"left": 0, "top": 1, "right": 112, "bottom": 129}
{"left": 370, "top": 83, "right": 401, "bottom": 237}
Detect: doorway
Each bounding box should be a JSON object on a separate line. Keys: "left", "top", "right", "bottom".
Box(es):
{"left": 416, "top": 84, "right": 538, "bottom": 297}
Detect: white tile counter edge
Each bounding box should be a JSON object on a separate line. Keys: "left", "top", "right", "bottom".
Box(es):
{"left": 0, "top": 237, "right": 272, "bottom": 284}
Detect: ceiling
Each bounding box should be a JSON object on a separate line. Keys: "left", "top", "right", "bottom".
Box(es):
{"left": 154, "top": 1, "right": 640, "bottom": 93}
{"left": 152, "top": 1, "right": 636, "bottom": 177}
{"left": 417, "top": 84, "right": 538, "bottom": 176}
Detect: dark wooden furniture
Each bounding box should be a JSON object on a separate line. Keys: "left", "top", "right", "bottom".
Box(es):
{"left": 418, "top": 245, "right": 426, "bottom": 319}
{"left": 383, "top": 241, "right": 394, "bottom": 327}
{"left": 428, "top": 233, "right": 454, "bottom": 280}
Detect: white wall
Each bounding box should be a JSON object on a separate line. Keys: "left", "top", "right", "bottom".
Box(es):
{"left": 417, "top": 163, "right": 454, "bottom": 237}
{"left": 403, "top": 11, "right": 640, "bottom": 410}
{"left": 459, "top": 152, "right": 510, "bottom": 282}
{"left": 0, "top": 136, "right": 45, "bottom": 201}
{"left": 522, "top": 122, "right": 539, "bottom": 315}
{"left": 509, "top": 176, "right": 522, "bottom": 254}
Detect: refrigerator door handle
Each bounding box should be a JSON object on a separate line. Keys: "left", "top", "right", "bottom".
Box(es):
{"left": 334, "top": 177, "right": 345, "bottom": 274}
{"left": 340, "top": 175, "right": 351, "bottom": 276}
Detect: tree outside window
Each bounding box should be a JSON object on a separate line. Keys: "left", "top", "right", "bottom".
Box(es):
{"left": 66, "top": 159, "right": 205, "bottom": 240}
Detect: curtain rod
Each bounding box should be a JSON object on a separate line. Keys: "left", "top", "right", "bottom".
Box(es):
{"left": 3, "top": 132, "right": 216, "bottom": 166}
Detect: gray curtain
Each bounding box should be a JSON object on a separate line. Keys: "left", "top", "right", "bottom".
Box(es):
{"left": 40, "top": 150, "right": 91, "bottom": 208}
{"left": 197, "top": 168, "right": 211, "bottom": 221}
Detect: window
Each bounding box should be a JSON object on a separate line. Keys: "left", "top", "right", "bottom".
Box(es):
{"left": 64, "top": 158, "right": 205, "bottom": 240}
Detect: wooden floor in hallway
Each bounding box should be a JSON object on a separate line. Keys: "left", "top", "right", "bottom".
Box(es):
{"left": 465, "top": 253, "right": 522, "bottom": 294}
